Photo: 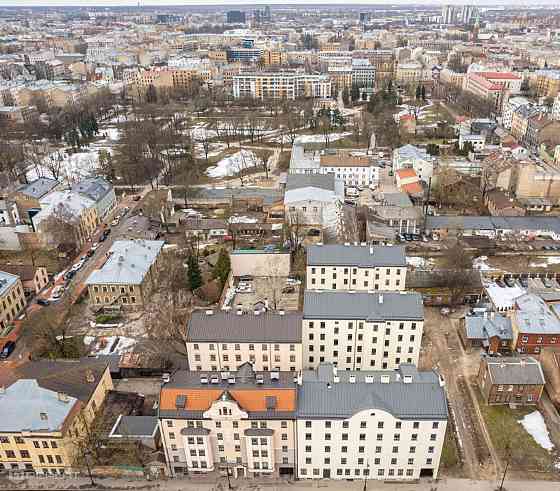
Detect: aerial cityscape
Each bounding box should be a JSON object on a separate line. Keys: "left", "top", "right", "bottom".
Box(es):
{"left": 1, "top": 2, "right": 560, "bottom": 491}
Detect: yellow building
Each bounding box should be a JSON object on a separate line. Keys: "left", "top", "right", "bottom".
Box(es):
{"left": 0, "top": 358, "right": 113, "bottom": 475}
{"left": 0, "top": 271, "right": 25, "bottom": 332}
{"left": 261, "top": 49, "right": 287, "bottom": 66}
{"left": 85, "top": 239, "right": 164, "bottom": 310}
{"left": 535, "top": 70, "right": 560, "bottom": 98}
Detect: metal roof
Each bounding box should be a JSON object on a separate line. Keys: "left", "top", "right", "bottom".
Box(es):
{"left": 0, "top": 270, "right": 19, "bottom": 296}
{"left": 297, "top": 364, "right": 448, "bottom": 420}
{"left": 425, "top": 216, "right": 560, "bottom": 234}
{"left": 514, "top": 294, "right": 560, "bottom": 335}
{"left": 464, "top": 313, "right": 513, "bottom": 341}
{"left": 187, "top": 311, "right": 302, "bottom": 343}
{"left": 71, "top": 177, "right": 113, "bottom": 203}
{"left": 85, "top": 239, "right": 164, "bottom": 286}
{"left": 303, "top": 291, "right": 423, "bottom": 321}
{"left": 16, "top": 177, "right": 58, "bottom": 199}
{"left": 485, "top": 357, "right": 545, "bottom": 386}
{"left": 110, "top": 415, "right": 158, "bottom": 437}
{"left": 0, "top": 379, "right": 78, "bottom": 432}
{"left": 306, "top": 244, "right": 406, "bottom": 268}
{"left": 285, "top": 173, "right": 335, "bottom": 192}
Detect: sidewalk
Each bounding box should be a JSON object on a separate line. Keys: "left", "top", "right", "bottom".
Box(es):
{"left": 2, "top": 476, "right": 560, "bottom": 491}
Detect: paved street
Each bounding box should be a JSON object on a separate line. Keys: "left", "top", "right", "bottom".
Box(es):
{"left": 3, "top": 476, "right": 560, "bottom": 491}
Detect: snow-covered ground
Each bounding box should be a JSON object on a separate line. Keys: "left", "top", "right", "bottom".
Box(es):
{"left": 519, "top": 411, "right": 555, "bottom": 451}
{"left": 26, "top": 126, "right": 121, "bottom": 184}
{"left": 206, "top": 150, "right": 260, "bottom": 178}
{"left": 84, "top": 335, "right": 137, "bottom": 355}
{"left": 484, "top": 282, "right": 525, "bottom": 311}
{"left": 195, "top": 142, "right": 227, "bottom": 160}
{"left": 406, "top": 256, "right": 433, "bottom": 269}
{"left": 293, "top": 132, "right": 352, "bottom": 144}
{"left": 229, "top": 215, "right": 258, "bottom": 224}
{"left": 530, "top": 257, "right": 560, "bottom": 268}
{"left": 473, "top": 256, "right": 494, "bottom": 271}
{"left": 190, "top": 123, "right": 218, "bottom": 141}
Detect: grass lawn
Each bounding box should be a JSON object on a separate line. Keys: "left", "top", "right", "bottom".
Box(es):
{"left": 478, "top": 394, "right": 553, "bottom": 471}
{"left": 441, "top": 424, "right": 461, "bottom": 471}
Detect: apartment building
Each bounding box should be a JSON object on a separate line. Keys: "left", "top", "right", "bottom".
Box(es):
{"left": 510, "top": 294, "right": 560, "bottom": 354}
{"left": 439, "top": 68, "right": 465, "bottom": 89}
{"left": 185, "top": 311, "right": 302, "bottom": 372}
{"left": 510, "top": 104, "right": 540, "bottom": 142}
{"left": 395, "top": 63, "right": 429, "bottom": 85}
{"left": 158, "top": 363, "right": 298, "bottom": 478}
{"left": 463, "top": 71, "right": 522, "bottom": 113}
{"left": 261, "top": 49, "right": 287, "bottom": 66}
{"left": 478, "top": 357, "right": 545, "bottom": 405}
{"left": 319, "top": 152, "right": 378, "bottom": 188}
{"left": 0, "top": 358, "right": 112, "bottom": 475}
{"left": 501, "top": 96, "right": 532, "bottom": 130}
{"left": 552, "top": 94, "right": 560, "bottom": 121}
{"left": 351, "top": 58, "right": 376, "bottom": 87}
{"left": 305, "top": 244, "right": 406, "bottom": 291}
{"left": 232, "top": 72, "right": 331, "bottom": 100}
{"left": 0, "top": 271, "right": 25, "bottom": 331}
{"left": 535, "top": 70, "right": 560, "bottom": 98}
{"left": 85, "top": 239, "right": 164, "bottom": 309}
{"left": 296, "top": 363, "right": 447, "bottom": 481}
{"left": 302, "top": 290, "right": 424, "bottom": 371}
{"left": 392, "top": 145, "right": 433, "bottom": 183}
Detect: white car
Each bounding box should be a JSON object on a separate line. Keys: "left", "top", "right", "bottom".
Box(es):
{"left": 52, "top": 286, "right": 65, "bottom": 299}
{"left": 71, "top": 259, "right": 86, "bottom": 272}
{"left": 111, "top": 218, "right": 119, "bottom": 227}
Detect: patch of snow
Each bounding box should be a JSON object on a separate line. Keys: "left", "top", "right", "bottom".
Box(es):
{"left": 485, "top": 282, "right": 525, "bottom": 311}
{"left": 229, "top": 215, "right": 258, "bottom": 224}
{"left": 92, "top": 336, "right": 137, "bottom": 355}
{"left": 295, "top": 132, "right": 352, "bottom": 144}
{"left": 519, "top": 411, "right": 555, "bottom": 451}
{"left": 529, "top": 256, "right": 560, "bottom": 267}
{"left": 406, "top": 256, "right": 428, "bottom": 268}
{"left": 473, "top": 256, "right": 493, "bottom": 271}
{"left": 99, "top": 127, "right": 120, "bottom": 141}
{"left": 206, "top": 150, "right": 260, "bottom": 178}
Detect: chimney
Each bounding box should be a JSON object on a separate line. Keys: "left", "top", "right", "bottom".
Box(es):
{"left": 85, "top": 369, "right": 95, "bottom": 383}
{"left": 57, "top": 392, "right": 70, "bottom": 403}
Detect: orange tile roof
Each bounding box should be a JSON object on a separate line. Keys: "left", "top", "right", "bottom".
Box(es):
{"left": 160, "top": 387, "right": 297, "bottom": 412}
{"left": 395, "top": 168, "right": 418, "bottom": 179}
{"left": 401, "top": 182, "right": 424, "bottom": 195}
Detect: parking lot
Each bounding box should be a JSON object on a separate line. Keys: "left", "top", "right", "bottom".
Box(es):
{"left": 228, "top": 276, "right": 301, "bottom": 312}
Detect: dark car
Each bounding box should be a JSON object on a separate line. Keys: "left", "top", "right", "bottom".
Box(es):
{"left": 99, "top": 229, "right": 111, "bottom": 242}
{"left": 404, "top": 234, "right": 413, "bottom": 241}
{"left": 37, "top": 298, "right": 50, "bottom": 306}
{"left": 0, "top": 341, "right": 16, "bottom": 359}
{"left": 86, "top": 249, "right": 95, "bottom": 258}
{"left": 495, "top": 279, "right": 506, "bottom": 288}
{"left": 519, "top": 277, "right": 529, "bottom": 288}
{"left": 411, "top": 234, "right": 421, "bottom": 241}
{"left": 504, "top": 277, "right": 516, "bottom": 288}
{"left": 133, "top": 195, "right": 141, "bottom": 201}
{"left": 64, "top": 270, "right": 76, "bottom": 280}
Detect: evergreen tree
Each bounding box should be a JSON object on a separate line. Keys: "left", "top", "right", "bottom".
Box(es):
{"left": 421, "top": 85, "right": 426, "bottom": 101}
{"left": 350, "top": 84, "right": 360, "bottom": 102}
{"left": 341, "top": 86, "right": 350, "bottom": 106}
{"left": 187, "top": 254, "right": 203, "bottom": 291}
{"left": 212, "top": 248, "right": 231, "bottom": 287}
{"left": 146, "top": 84, "right": 158, "bottom": 104}
{"left": 415, "top": 85, "right": 421, "bottom": 100}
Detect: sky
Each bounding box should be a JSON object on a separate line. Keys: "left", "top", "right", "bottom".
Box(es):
{"left": 0, "top": 0, "right": 491, "bottom": 5}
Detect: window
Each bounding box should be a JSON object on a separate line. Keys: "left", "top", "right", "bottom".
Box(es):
{"left": 42, "top": 441, "right": 49, "bottom": 448}
{"left": 410, "top": 446, "right": 416, "bottom": 453}
{"left": 20, "top": 450, "right": 30, "bottom": 459}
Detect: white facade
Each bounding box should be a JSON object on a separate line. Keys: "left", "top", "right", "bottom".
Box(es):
{"left": 233, "top": 72, "right": 331, "bottom": 100}
{"left": 302, "top": 291, "right": 424, "bottom": 371}
{"left": 502, "top": 96, "right": 531, "bottom": 130}
{"left": 459, "top": 133, "right": 485, "bottom": 152}
{"left": 320, "top": 163, "right": 379, "bottom": 188}
{"left": 296, "top": 365, "right": 448, "bottom": 481}
{"left": 186, "top": 341, "right": 302, "bottom": 372}
{"left": 552, "top": 95, "right": 560, "bottom": 121}
{"left": 307, "top": 264, "right": 405, "bottom": 291}
{"left": 392, "top": 145, "right": 434, "bottom": 182}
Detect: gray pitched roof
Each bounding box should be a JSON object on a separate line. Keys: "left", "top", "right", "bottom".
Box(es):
{"left": 71, "top": 177, "right": 113, "bottom": 202}
{"left": 425, "top": 216, "right": 560, "bottom": 234}
{"left": 187, "top": 311, "right": 302, "bottom": 343}
{"left": 307, "top": 244, "right": 406, "bottom": 268}
{"left": 85, "top": 239, "right": 164, "bottom": 285}
{"left": 0, "top": 270, "right": 19, "bottom": 296}
{"left": 298, "top": 364, "right": 448, "bottom": 420}
{"left": 16, "top": 177, "right": 58, "bottom": 199}
{"left": 465, "top": 313, "right": 513, "bottom": 341}
{"left": 111, "top": 415, "right": 158, "bottom": 437}
{"left": 304, "top": 291, "right": 424, "bottom": 321}
{"left": 485, "top": 357, "right": 545, "bottom": 386}
{"left": 285, "top": 173, "right": 335, "bottom": 192}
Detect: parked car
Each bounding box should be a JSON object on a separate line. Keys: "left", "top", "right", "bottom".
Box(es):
{"left": 238, "top": 275, "right": 253, "bottom": 282}
{"left": 0, "top": 341, "right": 16, "bottom": 359}
{"left": 64, "top": 270, "right": 76, "bottom": 280}
{"left": 86, "top": 249, "right": 95, "bottom": 258}
{"left": 543, "top": 278, "right": 554, "bottom": 288}
{"left": 37, "top": 298, "right": 50, "bottom": 306}
{"left": 495, "top": 279, "right": 506, "bottom": 288}
{"left": 404, "top": 234, "right": 413, "bottom": 241}
{"left": 504, "top": 277, "right": 516, "bottom": 288}
{"left": 411, "top": 234, "right": 421, "bottom": 241}
{"left": 282, "top": 286, "right": 295, "bottom": 294}
{"left": 91, "top": 242, "right": 99, "bottom": 251}
{"left": 133, "top": 195, "right": 141, "bottom": 201}
{"left": 52, "top": 285, "right": 65, "bottom": 299}
{"left": 111, "top": 218, "right": 119, "bottom": 227}
{"left": 398, "top": 234, "right": 406, "bottom": 242}
{"left": 519, "top": 277, "right": 529, "bottom": 288}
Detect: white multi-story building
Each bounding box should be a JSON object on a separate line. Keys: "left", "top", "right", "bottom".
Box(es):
{"left": 552, "top": 94, "right": 560, "bottom": 121}
{"left": 296, "top": 363, "right": 448, "bottom": 481}
{"left": 501, "top": 96, "right": 531, "bottom": 130}
{"left": 305, "top": 244, "right": 406, "bottom": 291}
{"left": 159, "top": 363, "right": 298, "bottom": 478}
{"left": 351, "top": 58, "right": 376, "bottom": 88}
{"left": 185, "top": 311, "right": 303, "bottom": 372}
{"left": 302, "top": 290, "right": 424, "bottom": 371}
{"left": 233, "top": 72, "right": 331, "bottom": 100}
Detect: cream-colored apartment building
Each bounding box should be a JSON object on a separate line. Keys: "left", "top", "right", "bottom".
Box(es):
{"left": 159, "top": 363, "right": 298, "bottom": 478}
{"left": 296, "top": 364, "right": 447, "bottom": 481}
{"left": 302, "top": 291, "right": 423, "bottom": 371}
{"left": 0, "top": 271, "right": 26, "bottom": 331}
{"left": 186, "top": 311, "right": 302, "bottom": 372}
{"left": 85, "top": 240, "right": 164, "bottom": 309}
{"left": 306, "top": 244, "right": 407, "bottom": 291}
{"left": 232, "top": 72, "right": 331, "bottom": 100}
{"left": 0, "top": 358, "right": 112, "bottom": 475}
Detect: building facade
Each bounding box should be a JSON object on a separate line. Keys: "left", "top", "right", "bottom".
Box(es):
{"left": 302, "top": 291, "right": 424, "bottom": 371}
{"left": 0, "top": 271, "right": 26, "bottom": 331}
{"left": 305, "top": 244, "right": 406, "bottom": 291}
{"left": 186, "top": 311, "right": 302, "bottom": 372}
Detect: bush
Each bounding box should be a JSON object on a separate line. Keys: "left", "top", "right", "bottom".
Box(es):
{"left": 95, "top": 314, "right": 120, "bottom": 324}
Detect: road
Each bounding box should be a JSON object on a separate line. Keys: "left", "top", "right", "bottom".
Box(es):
{"left": 5, "top": 476, "right": 560, "bottom": 491}
{"left": 422, "top": 308, "right": 495, "bottom": 481}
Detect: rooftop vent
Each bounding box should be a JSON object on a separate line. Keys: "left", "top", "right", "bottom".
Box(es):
{"left": 365, "top": 376, "right": 374, "bottom": 384}
{"left": 271, "top": 371, "right": 280, "bottom": 381}
{"left": 379, "top": 294, "right": 384, "bottom": 304}
{"left": 380, "top": 375, "right": 390, "bottom": 384}
{"left": 403, "top": 376, "right": 412, "bottom": 384}
{"left": 349, "top": 375, "right": 356, "bottom": 384}
{"left": 333, "top": 376, "right": 340, "bottom": 383}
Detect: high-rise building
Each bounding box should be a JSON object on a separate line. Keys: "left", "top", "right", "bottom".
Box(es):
{"left": 441, "top": 5, "right": 479, "bottom": 25}
{"left": 226, "top": 10, "right": 246, "bottom": 24}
